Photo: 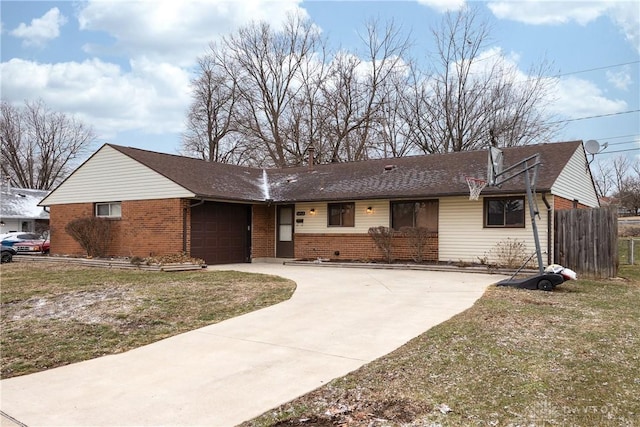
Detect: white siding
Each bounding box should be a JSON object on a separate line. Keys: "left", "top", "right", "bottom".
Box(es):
{"left": 294, "top": 200, "right": 389, "bottom": 234}
{"left": 40, "top": 145, "right": 194, "bottom": 205}
{"left": 551, "top": 146, "right": 599, "bottom": 207}
{"left": 439, "top": 195, "right": 551, "bottom": 265}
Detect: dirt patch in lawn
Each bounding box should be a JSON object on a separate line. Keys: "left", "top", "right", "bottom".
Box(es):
{"left": 5, "top": 289, "right": 141, "bottom": 324}
{"left": 1, "top": 261, "right": 296, "bottom": 378}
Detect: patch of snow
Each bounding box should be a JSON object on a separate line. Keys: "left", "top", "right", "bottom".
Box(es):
{"left": 262, "top": 169, "right": 271, "bottom": 200}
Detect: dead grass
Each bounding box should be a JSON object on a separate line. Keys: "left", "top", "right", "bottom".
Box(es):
{"left": 0, "top": 262, "right": 295, "bottom": 379}
{"left": 246, "top": 265, "right": 640, "bottom": 427}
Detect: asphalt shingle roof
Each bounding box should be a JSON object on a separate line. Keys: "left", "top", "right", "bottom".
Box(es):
{"left": 110, "top": 145, "right": 266, "bottom": 201}
{"left": 110, "top": 141, "right": 583, "bottom": 203}
{"left": 0, "top": 187, "right": 50, "bottom": 218}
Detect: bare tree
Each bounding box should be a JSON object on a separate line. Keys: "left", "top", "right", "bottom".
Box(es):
{"left": 416, "top": 7, "right": 559, "bottom": 153}
{"left": 592, "top": 158, "right": 616, "bottom": 198}
{"left": 1, "top": 100, "right": 95, "bottom": 190}
{"left": 593, "top": 155, "right": 640, "bottom": 214}
{"left": 181, "top": 51, "right": 241, "bottom": 163}
{"left": 184, "top": 8, "right": 560, "bottom": 165}
{"left": 321, "top": 20, "right": 412, "bottom": 163}
{"left": 611, "top": 156, "right": 640, "bottom": 214}
{"left": 217, "top": 13, "right": 323, "bottom": 167}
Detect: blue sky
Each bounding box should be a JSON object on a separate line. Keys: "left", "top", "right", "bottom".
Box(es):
{"left": 1, "top": 0, "right": 639, "bottom": 166}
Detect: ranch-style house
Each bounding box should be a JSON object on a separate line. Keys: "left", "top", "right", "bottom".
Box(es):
{"left": 39, "top": 140, "right": 599, "bottom": 266}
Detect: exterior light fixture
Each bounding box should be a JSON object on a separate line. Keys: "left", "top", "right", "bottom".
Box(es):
{"left": 366, "top": 207, "right": 373, "bottom": 214}
{"left": 309, "top": 208, "right": 316, "bottom": 215}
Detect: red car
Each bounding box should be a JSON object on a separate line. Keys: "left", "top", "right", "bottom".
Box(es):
{"left": 13, "top": 240, "right": 50, "bottom": 254}
{"left": 0, "top": 232, "right": 50, "bottom": 254}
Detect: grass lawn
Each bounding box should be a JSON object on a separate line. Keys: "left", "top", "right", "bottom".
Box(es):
{"left": 0, "top": 262, "right": 295, "bottom": 379}
{"left": 619, "top": 237, "right": 640, "bottom": 266}
{"left": 246, "top": 265, "right": 640, "bottom": 426}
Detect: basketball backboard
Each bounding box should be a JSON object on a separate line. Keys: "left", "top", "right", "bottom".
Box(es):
{"left": 487, "top": 146, "right": 503, "bottom": 186}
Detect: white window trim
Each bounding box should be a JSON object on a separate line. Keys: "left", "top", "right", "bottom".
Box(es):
{"left": 95, "top": 202, "right": 122, "bottom": 218}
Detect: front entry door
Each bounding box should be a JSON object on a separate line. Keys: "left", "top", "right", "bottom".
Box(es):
{"left": 276, "top": 205, "right": 294, "bottom": 258}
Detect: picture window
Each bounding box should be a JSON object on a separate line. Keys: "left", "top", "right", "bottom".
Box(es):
{"left": 391, "top": 200, "right": 438, "bottom": 231}
{"left": 484, "top": 197, "right": 525, "bottom": 228}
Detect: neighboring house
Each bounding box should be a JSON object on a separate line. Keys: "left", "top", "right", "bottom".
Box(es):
{"left": 0, "top": 185, "right": 50, "bottom": 234}
{"left": 39, "top": 140, "right": 599, "bottom": 266}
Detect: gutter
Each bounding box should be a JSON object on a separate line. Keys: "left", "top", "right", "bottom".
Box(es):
{"left": 541, "top": 192, "right": 552, "bottom": 266}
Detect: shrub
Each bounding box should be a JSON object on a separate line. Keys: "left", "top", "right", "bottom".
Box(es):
{"left": 65, "top": 217, "right": 112, "bottom": 258}
{"left": 368, "top": 226, "right": 394, "bottom": 263}
{"left": 487, "top": 238, "right": 530, "bottom": 269}
{"left": 400, "top": 227, "right": 430, "bottom": 263}
{"left": 620, "top": 226, "right": 640, "bottom": 238}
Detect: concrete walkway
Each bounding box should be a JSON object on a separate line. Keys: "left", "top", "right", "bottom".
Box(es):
{"left": 1, "top": 264, "right": 504, "bottom": 426}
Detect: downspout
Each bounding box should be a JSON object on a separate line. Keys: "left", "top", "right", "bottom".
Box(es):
{"left": 542, "top": 192, "right": 552, "bottom": 266}
{"left": 183, "top": 198, "right": 205, "bottom": 253}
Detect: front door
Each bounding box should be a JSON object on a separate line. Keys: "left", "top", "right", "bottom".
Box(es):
{"left": 276, "top": 205, "right": 294, "bottom": 258}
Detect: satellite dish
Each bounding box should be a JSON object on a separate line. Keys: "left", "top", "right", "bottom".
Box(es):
{"left": 585, "top": 140, "right": 601, "bottom": 154}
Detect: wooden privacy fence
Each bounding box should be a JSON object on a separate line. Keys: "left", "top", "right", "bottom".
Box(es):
{"left": 554, "top": 207, "right": 618, "bottom": 279}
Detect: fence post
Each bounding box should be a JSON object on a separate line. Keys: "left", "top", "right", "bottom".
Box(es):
{"left": 630, "top": 239, "right": 635, "bottom": 265}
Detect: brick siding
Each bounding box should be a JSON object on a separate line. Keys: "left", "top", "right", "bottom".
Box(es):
{"left": 554, "top": 196, "right": 590, "bottom": 210}
{"left": 251, "top": 205, "right": 275, "bottom": 258}
{"left": 294, "top": 232, "right": 438, "bottom": 263}
{"left": 50, "top": 199, "right": 188, "bottom": 258}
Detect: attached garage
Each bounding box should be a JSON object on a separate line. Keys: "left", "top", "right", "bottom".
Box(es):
{"left": 191, "top": 201, "right": 252, "bottom": 265}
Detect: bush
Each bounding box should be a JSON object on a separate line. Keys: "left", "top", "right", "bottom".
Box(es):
{"left": 400, "top": 227, "right": 430, "bottom": 263}
{"left": 368, "top": 226, "right": 394, "bottom": 263}
{"left": 65, "top": 217, "right": 112, "bottom": 258}
{"left": 487, "top": 238, "right": 530, "bottom": 269}
{"left": 620, "top": 226, "right": 640, "bottom": 238}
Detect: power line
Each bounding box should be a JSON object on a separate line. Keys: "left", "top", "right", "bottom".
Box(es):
{"left": 596, "top": 147, "right": 640, "bottom": 154}
{"left": 548, "top": 109, "right": 640, "bottom": 125}
{"left": 606, "top": 140, "right": 640, "bottom": 146}
{"left": 555, "top": 60, "right": 640, "bottom": 78}
{"left": 590, "top": 134, "right": 638, "bottom": 141}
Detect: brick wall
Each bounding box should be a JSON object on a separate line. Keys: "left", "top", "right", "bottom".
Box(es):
{"left": 294, "top": 232, "right": 438, "bottom": 263}
{"left": 50, "top": 203, "right": 94, "bottom": 256}
{"left": 252, "top": 205, "right": 275, "bottom": 258}
{"left": 554, "top": 196, "right": 590, "bottom": 210}
{"left": 50, "top": 199, "right": 188, "bottom": 258}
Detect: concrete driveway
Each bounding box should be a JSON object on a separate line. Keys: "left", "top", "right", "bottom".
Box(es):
{"left": 1, "top": 264, "right": 503, "bottom": 427}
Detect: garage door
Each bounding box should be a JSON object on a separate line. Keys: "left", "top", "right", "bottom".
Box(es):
{"left": 190, "top": 201, "right": 251, "bottom": 265}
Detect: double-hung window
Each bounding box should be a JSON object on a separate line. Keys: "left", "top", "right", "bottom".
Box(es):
{"left": 328, "top": 202, "right": 355, "bottom": 227}
{"left": 484, "top": 197, "right": 525, "bottom": 227}
{"left": 95, "top": 202, "right": 122, "bottom": 218}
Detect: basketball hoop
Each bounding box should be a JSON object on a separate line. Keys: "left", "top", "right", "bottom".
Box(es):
{"left": 466, "top": 177, "right": 487, "bottom": 201}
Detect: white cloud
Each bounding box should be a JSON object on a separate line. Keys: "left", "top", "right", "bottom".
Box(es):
{"left": 417, "top": 0, "right": 466, "bottom": 12}
{"left": 1, "top": 0, "right": 306, "bottom": 148}
{"left": 77, "top": 0, "right": 306, "bottom": 66}
{"left": 608, "top": 1, "right": 640, "bottom": 54}
{"left": 487, "top": 1, "right": 608, "bottom": 25}
{"left": 0, "top": 58, "right": 191, "bottom": 139}
{"left": 487, "top": 1, "right": 640, "bottom": 53}
{"left": 453, "top": 46, "right": 630, "bottom": 122}
{"left": 550, "top": 76, "right": 628, "bottom": 118}
{"left": 606, "top": 68, "right": 632, "bottom": 90}
{"left": 10, "top": 7, "right": 67, "bottom": 47}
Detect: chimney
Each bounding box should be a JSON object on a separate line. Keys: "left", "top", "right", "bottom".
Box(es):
{"left": 308, "top": 143, "right": 315, "bottom": 169}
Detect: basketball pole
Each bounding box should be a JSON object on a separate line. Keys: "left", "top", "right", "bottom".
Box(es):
{"left": 524, "top": 161, "right": 544, "bottom": 274}
{"left": 492, "top": 152, "right": 544, "bottom": 274}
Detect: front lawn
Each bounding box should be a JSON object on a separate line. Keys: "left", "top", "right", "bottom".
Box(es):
{"left": 0, "top": 262, "right": 296, "bottom": 379}
{"left": 247, "top": 265, "right": 640, "bottom": 426}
